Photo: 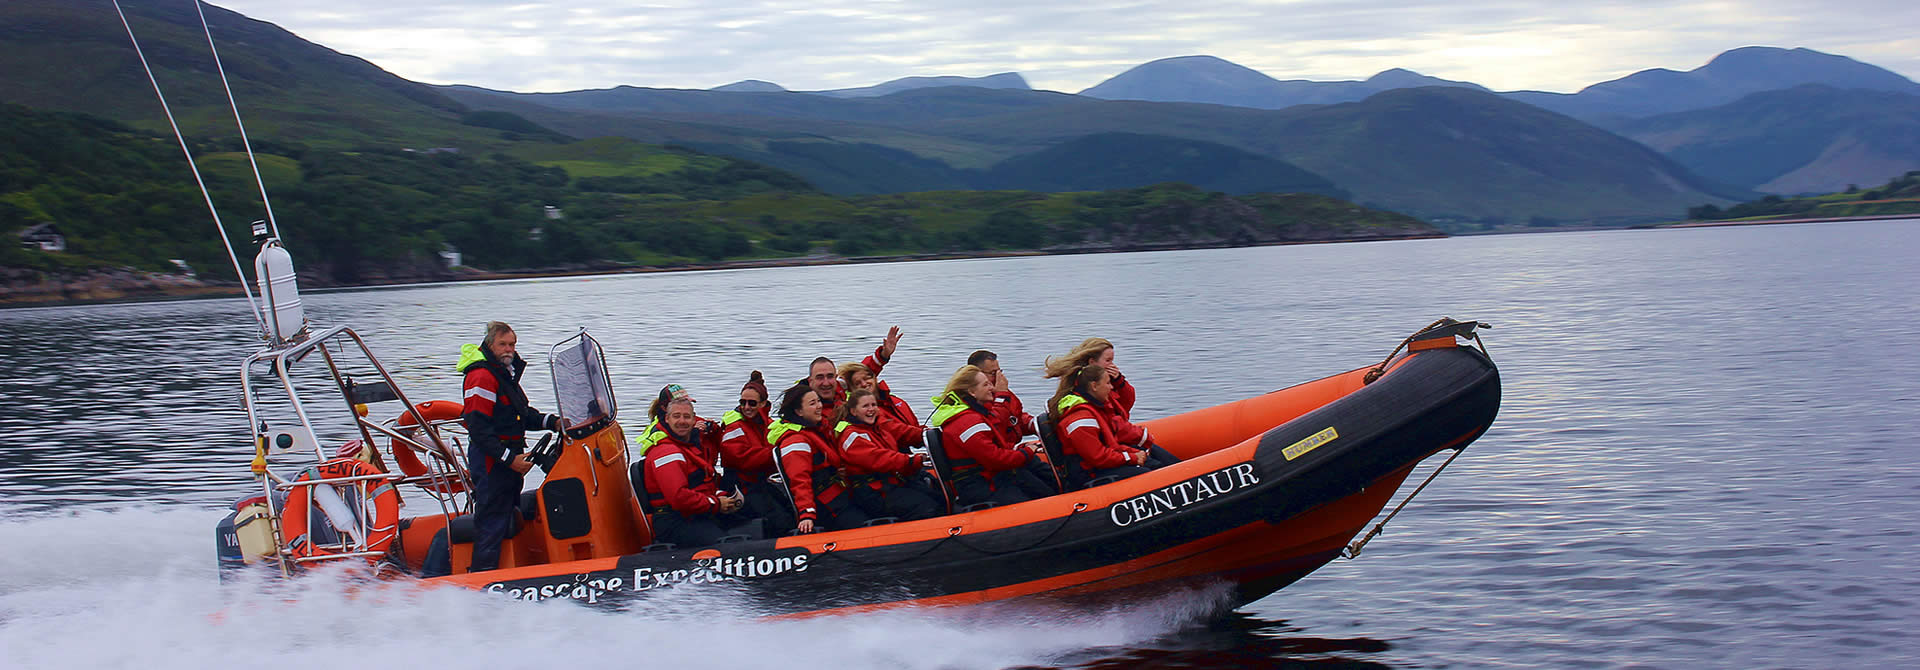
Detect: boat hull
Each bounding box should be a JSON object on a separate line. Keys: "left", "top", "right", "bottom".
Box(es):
{"left": 430, "top": 343, "right": 1501, "bottom": 615}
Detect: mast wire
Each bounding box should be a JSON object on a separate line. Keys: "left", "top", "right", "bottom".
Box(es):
{"left": 193, "top": 0, "right": 280, "bottom": 240}
{"left": 111, "top": 0, "right": 266, "bottom": 336}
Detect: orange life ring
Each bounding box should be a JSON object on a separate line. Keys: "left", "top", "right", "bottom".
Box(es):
{"left": 283, "top": 458, "right": 401, "bottom": 560}
{"left": 390, "top": 400, "right": 465, "bottom": 478}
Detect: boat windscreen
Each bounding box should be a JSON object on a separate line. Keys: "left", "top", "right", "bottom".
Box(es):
{"left": 551, "top": 334, "right": 615, "bottom": 431}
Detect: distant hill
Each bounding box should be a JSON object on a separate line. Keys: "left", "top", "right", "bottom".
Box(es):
{"left": 902, "top": 87, "right": 1749, "bottom": 222}
{"left": 712, "top": 80, "right": 786, "bottom": 93}
{"left": 981, "top": 132, "right": 1347, "bottom": 198}
{"left": 439, "top": 82, "right": 1074, "bottom": 125}
{"left": 1502, "top": 47, "right": 1920, "bottom": 126}
{"left": 450, "top": 82, "right": 1749, "bottom": 221}
{"left": 815, "top": 73, "right": 1031, "bottom": 98}
{"left": 0, "top": 2, "right": 1767, "bottom": 224}
{"left": 1251, "top": 87, "right": 1752, "bottom": 222}
{"left": 1080, "top": 55, "right": 1487, "bottom": 109}
{"left": 1616, "top": 85, "right": 1920, "bottom": 194}
{"left": 0, "top": 0, "right": 547, "bottom": 150}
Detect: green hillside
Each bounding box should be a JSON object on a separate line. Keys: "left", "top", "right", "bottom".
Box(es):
{"left": 1618, "top": 85, "right": 1920, "bottom": 195}
{"left": 980, "top": 132, "right": 1348, "bottom": 198}
{"left": 0, "top": 104, "right": 255, "bottom": 275}
{"left": 1684, "top": 171, "right": 1920, "bottom": 221}
{"left": 3, "top": 104, "right": 1437, "bottom": 286}
{"left": 0, "top": 105, "right": 804, "bottom": 281}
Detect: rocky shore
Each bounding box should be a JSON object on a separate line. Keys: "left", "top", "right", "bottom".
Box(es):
{"left": 0, "top": 267, "right": 240, "bottom": 306}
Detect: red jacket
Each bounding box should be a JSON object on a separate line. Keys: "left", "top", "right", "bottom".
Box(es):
{"left": 935, "top": 401, "right": 1031, "bottom": 478}
{"left": 833, "top": 420, "right": 923, "bottom": 489}
{"left": 1110, "top": 374, "right": 1139, "bottom": 422}
{"left": 816, "top": 345, "right": 892, "bottom": 420}
{"left": 458, "top": 347, "right": 551, "bottom": 473}
{"left": 1054, "top": 395, "right": 1139, "bottom": 471}
{"left": 718, "top": 407, "right": 775, "bottom": 484}
{"left": 772, "top": 420, "right": 845, "bottom": 523}
{"left": 986, "top": 389, "right": 1035, "bottom": 445}
{"left": 642, "top": 426, "right": 724, "bottom": 516}
{"left": 872, "top": 382, "right": 924, "bottom": 448}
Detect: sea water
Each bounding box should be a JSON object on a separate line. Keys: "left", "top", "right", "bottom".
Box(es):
{"left": 3, "top": 220, "right": 1917, "bottom": 667}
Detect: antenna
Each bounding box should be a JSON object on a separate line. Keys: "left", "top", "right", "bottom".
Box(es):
{"left": 111, "top": 0, "right": 267, "bottom": 337}
{"left": 193, "top": 0, "right": 281, "bottom": 241}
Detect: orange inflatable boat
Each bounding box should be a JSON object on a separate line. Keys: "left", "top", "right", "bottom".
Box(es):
{"left": 217, "top": 319, "right": 1499, "bottom": 616}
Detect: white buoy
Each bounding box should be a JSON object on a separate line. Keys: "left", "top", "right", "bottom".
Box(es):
{"left": 252, "top": 221, "right": 306, "bottom": 343}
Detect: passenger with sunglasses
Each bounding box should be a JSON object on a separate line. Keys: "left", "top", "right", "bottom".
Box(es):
{"left": 718, "top": 371, "right": 795, "bottom": 533}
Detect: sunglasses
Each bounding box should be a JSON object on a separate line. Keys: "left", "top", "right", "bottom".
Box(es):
{"left": 740, "top": 399, "right": 762, "bottom": 407}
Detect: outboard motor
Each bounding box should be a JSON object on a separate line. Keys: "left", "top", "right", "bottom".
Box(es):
{"left": 213, "top": 494, "right": 277, "bottom": 581}
{"left": 214, "top": 510, "right": 245, "bottom": 577}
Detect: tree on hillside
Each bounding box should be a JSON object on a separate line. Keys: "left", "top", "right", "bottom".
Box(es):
{"left": 980, "top": 209, "right": 1043, "bottom": 248}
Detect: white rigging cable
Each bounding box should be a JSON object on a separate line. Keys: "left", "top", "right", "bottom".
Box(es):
{"left": 192, "top": 0, "right": 281, "bottom": 241}
{"left": 111, "top": 0, "right": 266, "bottom": 335}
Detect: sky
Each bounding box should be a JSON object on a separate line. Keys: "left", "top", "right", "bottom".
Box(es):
{"left": 207, "top": 0, "right": 1920, "bottom": 95}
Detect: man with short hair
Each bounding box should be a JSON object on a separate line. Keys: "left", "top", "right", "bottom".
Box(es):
{"left": 968, "top": 349, "right": 1035, "bottom": 445}
{"left": 807, "top": 326, "right": 904, "bottom": 419}
{"left": 458, "top": 321, "right": 559, "bottom": 572}
{"left": 969, "top": 349, "right": 1058, "bottom": 494}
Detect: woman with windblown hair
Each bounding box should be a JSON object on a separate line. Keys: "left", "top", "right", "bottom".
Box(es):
{"left": 1043, "top": 338, "right": 1138, "bottom": 424}
{"left": 928, "top": 365, "right": 1056, "bottom": 508}
{"left": 1047, "top": 363, "right": 1178, "bottom": 490}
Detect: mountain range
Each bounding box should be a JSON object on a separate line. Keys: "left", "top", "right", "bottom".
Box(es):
{"left": 1079, "top": 56, "right": 1490, "bottom": 108}
{"left": 4, "top": 0, "right": 1917, "bottom": 224}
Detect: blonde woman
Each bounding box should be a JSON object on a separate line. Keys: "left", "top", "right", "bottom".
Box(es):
{"left": 928, "top": 365, "right": 1056, "bottom": 507}
{"left": 1044, "top": 337, "right": 1136, "bottom": 423}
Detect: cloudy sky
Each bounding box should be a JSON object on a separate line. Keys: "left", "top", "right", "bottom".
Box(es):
{"left": 208, "top": 0, "right": 1920, "bottom": 94}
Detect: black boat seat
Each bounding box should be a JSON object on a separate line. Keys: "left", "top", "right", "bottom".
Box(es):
{"left": 628, "top": 461, "right": 660, "bottom": 543}
{"left": 1034, "top": 416, "right": 1074, "bottom": 491}
{"left": 445, "top": 509, "right": 524, "bottom": 544}
{"left": 921, "top": 428, "right": 958, "bottom": 514}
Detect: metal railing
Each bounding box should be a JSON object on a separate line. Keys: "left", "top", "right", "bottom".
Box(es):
{"left": 240, "top": 325, "right": 474, "bottom": 575}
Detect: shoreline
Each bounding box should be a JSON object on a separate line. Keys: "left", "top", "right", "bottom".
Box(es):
{"left": 1, "top": 232, "right": 1442, "bottom": 308}
{"left": 1635, "top": 213, "right": 1920, "bottom": 229}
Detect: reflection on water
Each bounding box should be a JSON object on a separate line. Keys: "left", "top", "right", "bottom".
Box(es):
{"left": 1054, "top": 614, "right": 1393, "bottom": 669}
{"left": 3, "top": 220, "right": 1919, "bottom": 667}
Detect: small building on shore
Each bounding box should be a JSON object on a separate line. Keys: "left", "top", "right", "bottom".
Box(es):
{"left": 17, "top": 223, "right": 65, "bottom": 252}
{"left": 439, "top": 244, "right": 463, "bottom": 269}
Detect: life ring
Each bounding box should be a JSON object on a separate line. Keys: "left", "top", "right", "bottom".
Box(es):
{"left": 390, "top": 400, "right": 465, "bottom": 478}
{"left": 283, "top": 458, "right": 401, "bottom": 560}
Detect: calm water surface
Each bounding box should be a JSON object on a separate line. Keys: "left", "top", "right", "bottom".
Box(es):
{"left": 2, "top": 220, "right": 1916, "bottom": 668}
